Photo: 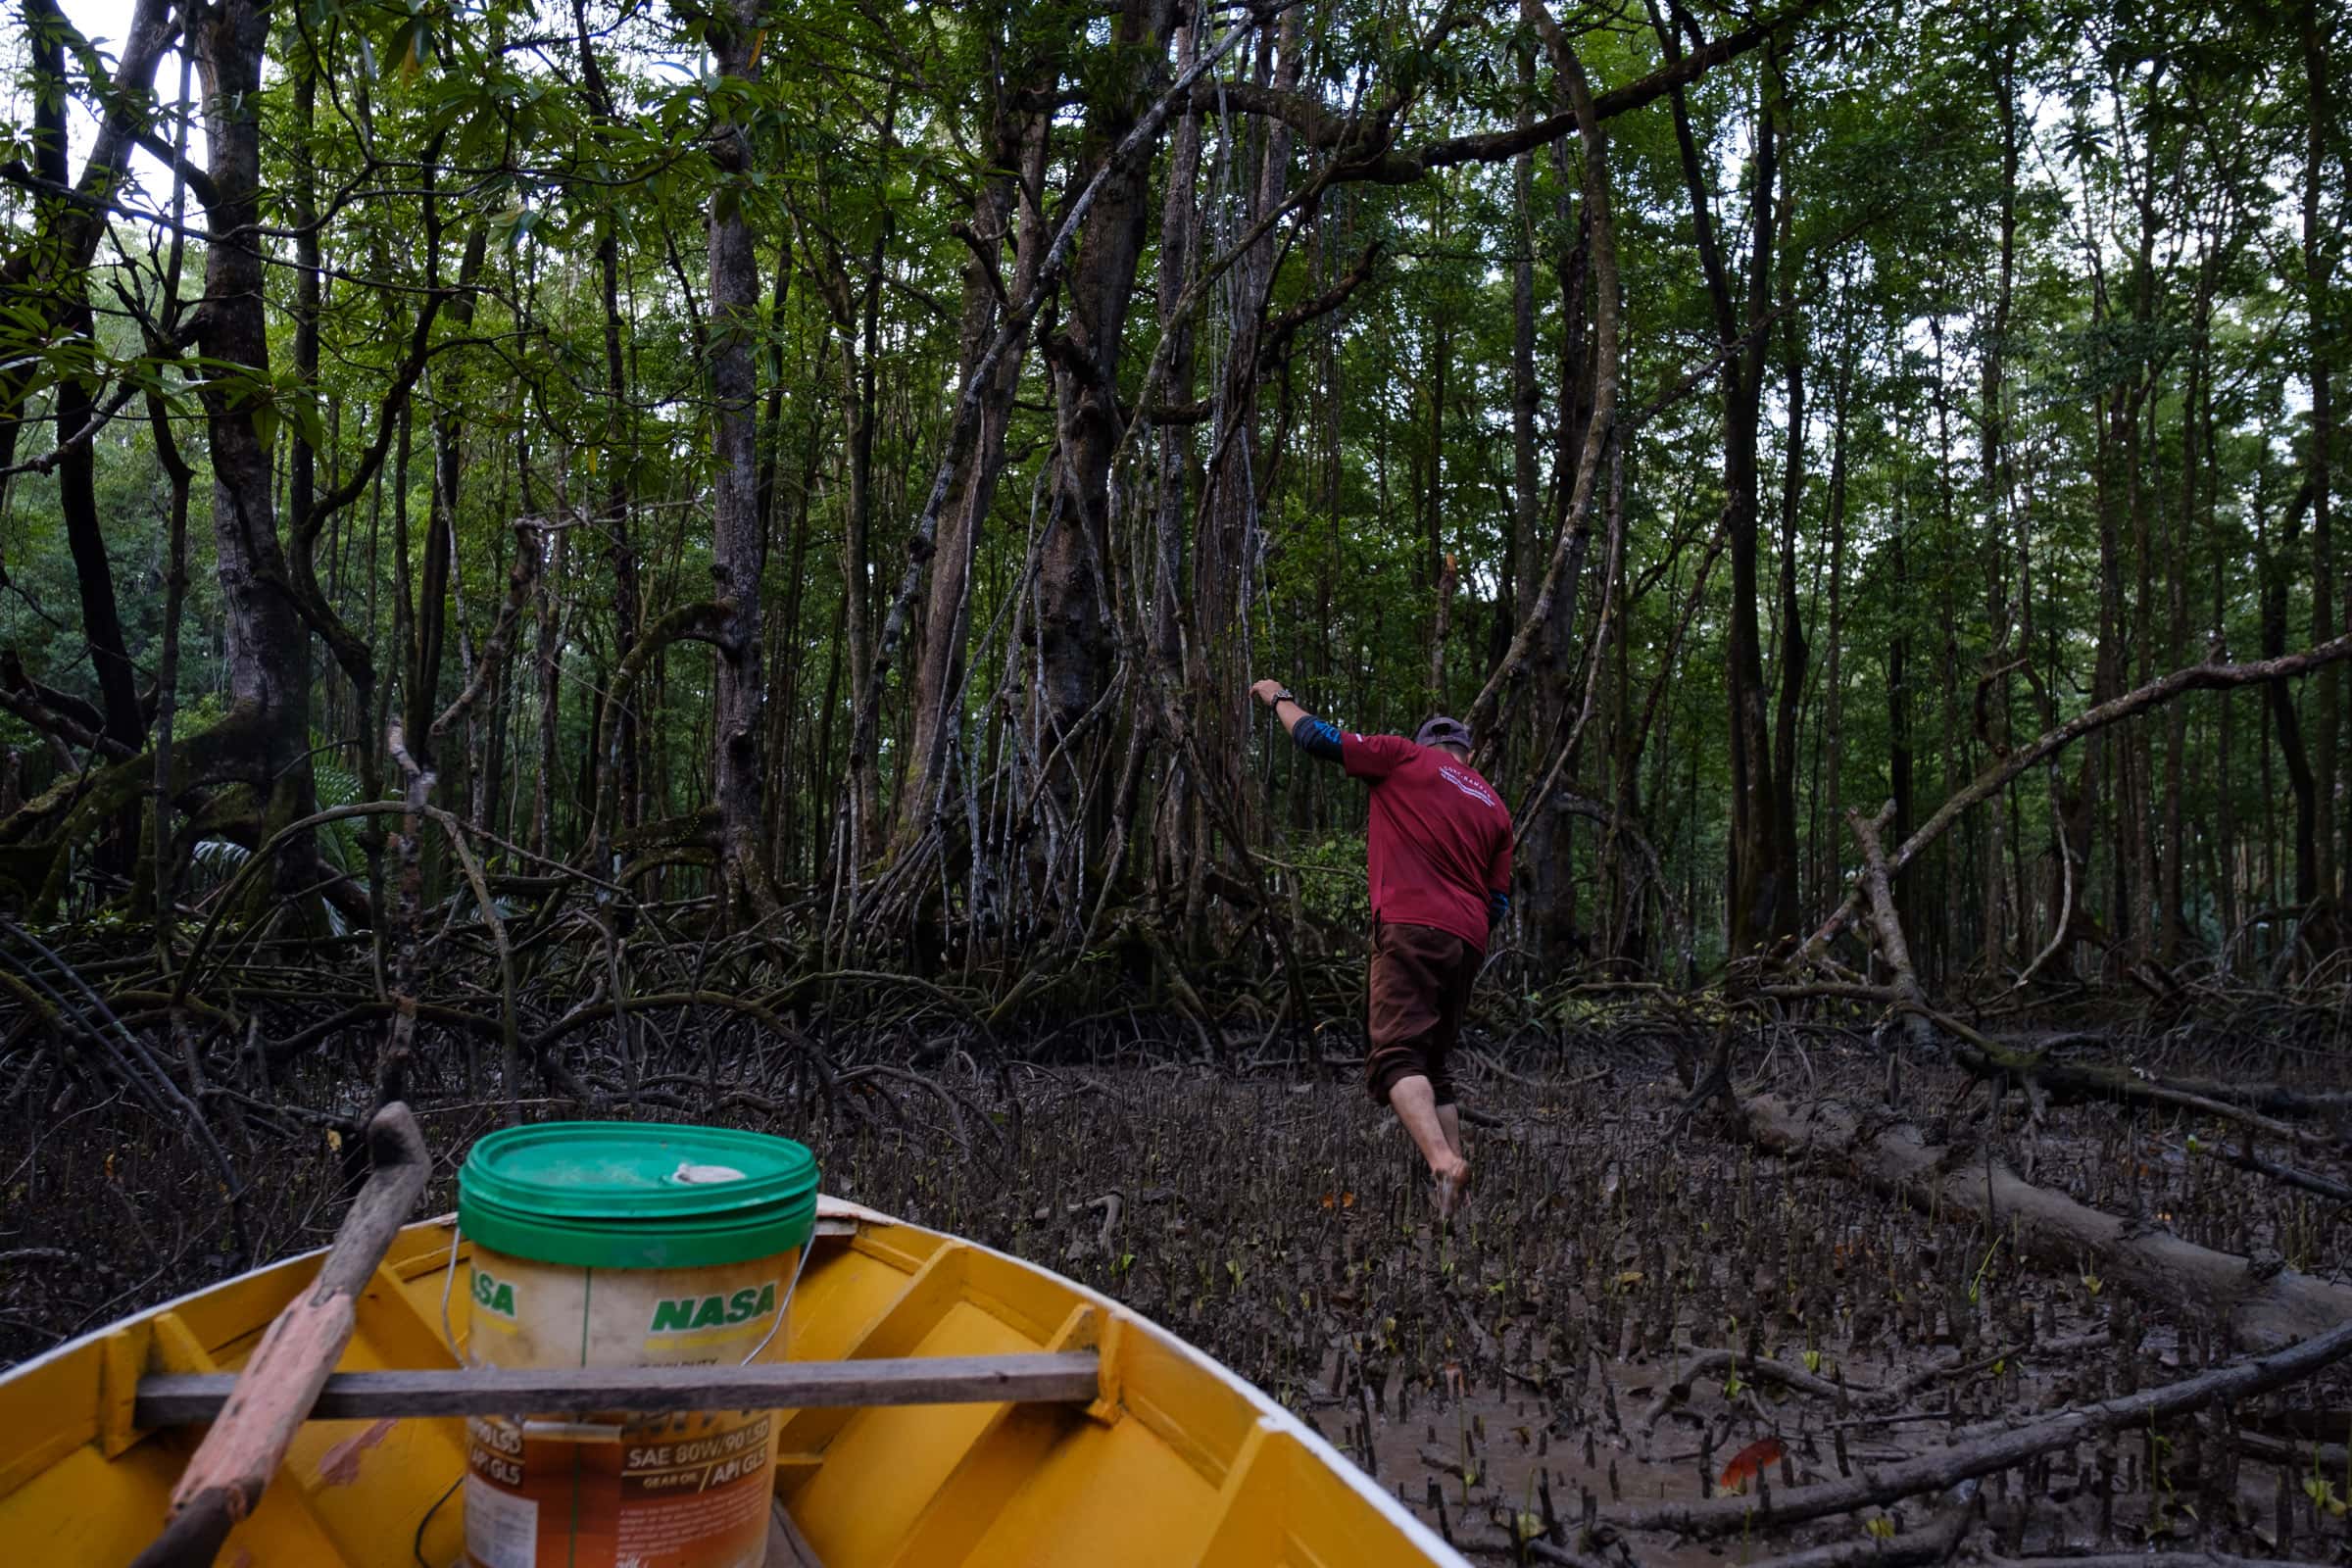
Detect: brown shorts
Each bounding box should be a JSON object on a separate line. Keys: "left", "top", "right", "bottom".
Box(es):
{"left": 1364, "top": 921, "right": 1482, "bottom": 1108}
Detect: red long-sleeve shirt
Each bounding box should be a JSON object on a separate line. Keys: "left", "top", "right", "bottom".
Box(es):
{"left": 1334, "top": 733, "right": 1513, "bottom": 951}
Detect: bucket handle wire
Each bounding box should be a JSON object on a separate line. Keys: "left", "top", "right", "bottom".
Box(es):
{"left": 436, "top": 1218, "right": 816, "bottom": 1369}
{"left": 736, "top": 1239, "right": 813, "bottom": 1366}
{"left": 437, "top": 1223, "right": 466, "bottom": 1365}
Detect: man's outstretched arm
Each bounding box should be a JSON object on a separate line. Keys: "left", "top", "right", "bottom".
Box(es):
{"left": 1250, "top": 677, "right": 1344, "bottom": 762}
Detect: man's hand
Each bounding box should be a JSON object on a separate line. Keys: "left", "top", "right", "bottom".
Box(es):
{"left": 1250, "top": 677, "right": 1288, "bottom": 710}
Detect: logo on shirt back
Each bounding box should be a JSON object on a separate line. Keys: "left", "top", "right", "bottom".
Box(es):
{"left": 1437, "top": 764, "right": 1497, "bottom": 808}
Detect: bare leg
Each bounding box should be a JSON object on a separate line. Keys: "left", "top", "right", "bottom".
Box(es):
{"left": 1437, "top": 1102, "right": 1464, "bottom": 1160}
{"left": 1389, "top": 1074, "right": 1469, "bottom": 1186}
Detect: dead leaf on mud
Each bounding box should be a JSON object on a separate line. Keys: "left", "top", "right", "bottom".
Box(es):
{"left": 1719, "top": 1436, "right": 1787, "bottom": 1493}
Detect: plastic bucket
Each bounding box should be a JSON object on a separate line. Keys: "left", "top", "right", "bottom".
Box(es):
{"left": 456, "top": 1122, "right": 819, "bottom": 1568}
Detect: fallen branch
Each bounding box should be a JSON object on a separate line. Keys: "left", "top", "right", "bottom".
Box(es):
{"left": 1417, "top": 1444, "right": 1474, "bottom": 1482}
{"left": 1956, "top": 1045, "right": 2342, "bottom": 1152}
{"left": 1609, "top": 1307, "right": 2352, "bottom": 1536}
{"left": 1982, "top": 1555, "right": 2345, "bottom": 1568}
{"left": 1065, "top": 1193, "right": 1123, "bottom": 1255}
{"left": 1737, "top": 1499, "right": 1972, "bottom": 1568}
{"left": 2201, "top": 1141, "right": 2352, "bottom": 1204}
{"left": 2153, "top": 1077, "right": 2352, "bottom": 1119}
{"left": 1639, "top": 1348, "right": 1850, "bottom": 1433}
{"left": 1846, "top": 805, "right": 1935, "bottom": 1054}
{"left": 1637, "top": 1334, "right": 2109, "bottom": 1431}
{"left": 1742, "top": 1094, "right": 2352, "bottom": 1349}
{"left": 1524, "top": 1542, "right": 1618, "bottom": 1568}
{"left": 1455, "top": 1535, "right": 1616, "bottom": 1568}
{"left": 1856, "top": 1332, "right": 2109, "bottom": 1412}
{"left": 2230, "top": 1428, "right": 2351, "bottom": 1470}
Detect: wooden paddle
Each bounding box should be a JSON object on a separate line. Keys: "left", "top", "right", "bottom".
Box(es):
{"left": 130, "top": 1102, "right": 430, "bottom": 1568}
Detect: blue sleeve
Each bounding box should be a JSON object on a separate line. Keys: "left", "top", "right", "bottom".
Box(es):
{"left": 1290, "top": 713, "right": 1345, "bottom": 763}
{"left": 1488, "top": 890, "right": 1510, "bottom": 928}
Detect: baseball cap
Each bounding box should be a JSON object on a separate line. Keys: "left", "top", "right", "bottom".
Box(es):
{"left": 1415, "top": 715, "right": 1472, "bottom": 749}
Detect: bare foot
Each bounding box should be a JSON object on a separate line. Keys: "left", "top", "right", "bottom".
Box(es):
{"left": 1431, "top": 1158, "right": 1470, "bottom": 1220}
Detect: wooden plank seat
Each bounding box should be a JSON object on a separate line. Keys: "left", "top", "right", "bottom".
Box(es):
{"left": 135, "top": 1351, "right": 1104, "bottom": 1424}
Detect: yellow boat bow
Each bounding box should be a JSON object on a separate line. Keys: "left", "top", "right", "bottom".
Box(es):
{"left": 0, "top": 1199, "right": 1467, "bottom": 1566}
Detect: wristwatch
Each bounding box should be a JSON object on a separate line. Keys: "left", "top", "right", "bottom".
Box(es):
{"left": 1267, "top": 687, "right": 1296, "bottom": 708}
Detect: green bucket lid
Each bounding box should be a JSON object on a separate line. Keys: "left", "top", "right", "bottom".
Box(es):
{"left": 459, "top": 1122, "right": 819, "bottom": 1269}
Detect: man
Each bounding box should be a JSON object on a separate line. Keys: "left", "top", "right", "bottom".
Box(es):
{"left": 1249, "top": 678, "right": 1511, "bottom": 1216}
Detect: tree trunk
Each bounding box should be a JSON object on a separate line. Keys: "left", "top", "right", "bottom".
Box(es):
{"left": 0, "top": 0, "right": 175, "bottom": 469}
{"left": 836, "top": 215, "right": 890, "bottom": 849}
{"left": 138, "top": 54, "right": 196, "bottom": 934}
{"left": 1148, "top": 14, "right": 1206, "bottom": 911}
{"left": 572, "top": 0, "right": 642, "bottom": 852}
{"left": 2162, "top": 281, "right": 2210, "bottom": 961}
{"left": 1660, "top": 16, "right": 1786, "bottom": 956}
{"left": 1464, "top": 2, "right": 1618, "bottom": 804}
{"left": 1726, "top": 55, "right": 1787, "bottom": 956}
{"left": 2303, "top": 0, "right": 2338, "bottom": 947}
{"left": 25, "top": 0, "right": 142, "bottom": 760}
{"left": 1818, "top": 302, "right": 1854, "bottom": 929}
{"left": 1886, "top": 519, "right": 1913, "bottom": 964}
{"left": 1422, "top": 208, "right": 1450, "bottom": 601}
{"left": 702, "top": 0, "right": 777, "bottom": 923}
{"left": 2121, "top": 89, "right": 2163, "bottom": 960}
{"left": 1167, "top": 11, "right": 1299, "bottom": 921}
{"left": 1848, "top": 805, "right": 1934, "bottom": 1053}
{"left": 1036, "top": 0, "right": 1179, "bottom": 838}
{"left": 1505, "top": 49, "right": 1580, "bottom": 968}
{"left": 189, "top": 0, "right": 316, "bottom": 896}
{"left": 531, "top": 527, "right": 564, "bottom": 858}
{"left": 2262, "top": 479, "right": 2321, "bottom": 909}
{"left": 897, "top": 64, "right": 1051, "bottom": 856}
{"left": 1522, "top": 177, "right": 1592, "bottom": 968}
{"left": 1504, "top": 48, "right": 1559, "bottom": 961}
{"left": 1931, "top": 312, "right": 1963, "bottom": 986}
{"left": 1509, "top": 42, "right": 1541, "bottom": 731}
{"left": 1980, "top": 31, "right": 2018, "bottom": 975}
{"left": 405, "top": 228, "right": 486, "bottom": 768}
{"left": 1771, "top": 284, "right": 1808, "bottom": 943}
{"left": 1427, "top": 554, "right": 1457, "bottom": 706}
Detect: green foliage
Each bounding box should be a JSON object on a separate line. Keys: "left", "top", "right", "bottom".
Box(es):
{"left": 0, "top": 0, "right": 2339, "bottom": 983}
{"left": 1284, "top": 834, "right": 1372, "bottom": 934}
